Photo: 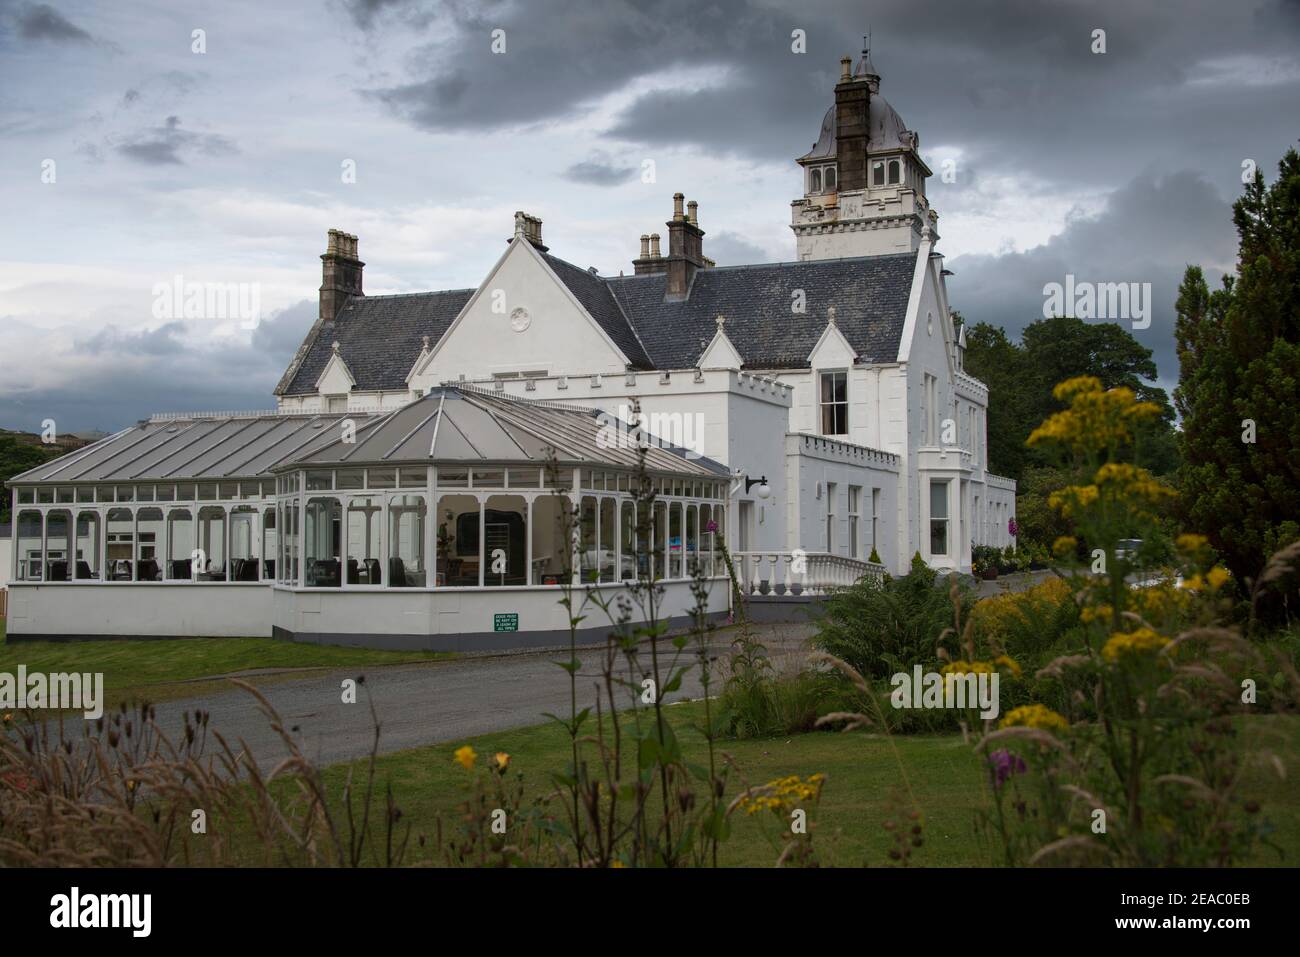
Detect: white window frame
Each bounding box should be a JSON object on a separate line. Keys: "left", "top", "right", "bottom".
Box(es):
{"left": 819, "top": 369, "right": 849, "bottom": 436}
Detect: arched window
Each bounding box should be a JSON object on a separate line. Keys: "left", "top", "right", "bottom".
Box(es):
{"left": 888, "top": 159, "right": 901, "bottom": 185}
{"left": 809, "top": 168, "right": 822, "bottom": 193}
{"left": 872, "top": 161, "right": 885, "bottom": 186}
{"left": 824, "top": 166, "right": 837, "bottom": 191}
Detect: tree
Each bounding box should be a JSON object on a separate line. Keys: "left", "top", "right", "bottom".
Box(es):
{"left": 964, "top": 315, "right": 1178, "bottom": 482}
{"left": 1175, "top": 147, "right": 1300, "bottom": 613}
{"left": 0, "top": 434, "right": 68, "bottom": 524}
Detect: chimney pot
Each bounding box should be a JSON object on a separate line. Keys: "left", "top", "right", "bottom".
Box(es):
{"left": 650, "top": 233, "right": 661, "bottom": 257}
{"left": 639, "top": 234, "right": 650, "bottom": 258}
{"left": 672, "top": 192, "right": 685, "bottom": 221}
{"left": 687, "top": 200, "right": 698, "bottom": 225}
{"left": 840, "top": 56, "right": 852, "bottom": 81}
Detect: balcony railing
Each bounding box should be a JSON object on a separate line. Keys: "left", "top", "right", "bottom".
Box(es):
{"left": 731, "top": 550, "right": 885, "bottom": 597}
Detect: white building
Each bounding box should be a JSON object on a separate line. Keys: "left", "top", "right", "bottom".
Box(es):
{"left": 5, "top": 48, "right": 1014, "bottom": 648}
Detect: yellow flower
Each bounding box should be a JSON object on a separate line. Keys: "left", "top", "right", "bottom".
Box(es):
{"left": 1176, "top": 533, "right": 1209, "bottom": 554}
{"left": 1206, "top": 566, "right": 1231, "bottom": 591}
{"left": 610, "top": 860, "right": 626, "bottom": 868}
{"left": 1052, "top": 536, "right": 1078, "bottom": 558}
{"left": 1000, "top": 704, "right": 1069, "bottom": 732}
{"left": 994, "top": 655, "right": 1023, "bottom": 678}
{"left": 494, "top": 751, "right": 511, "bottom": 772}
{"left": 1102, "top": 627, "right": 1171, "bottom": 662}
{"left": 453, "top": 745, "right": 477, "bottom": 770}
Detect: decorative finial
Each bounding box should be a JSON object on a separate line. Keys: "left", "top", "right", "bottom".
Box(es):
{"left": 331, "top": 340, "right": 341, "bottom": 354}
{"left": 827, "top": 305, "right": 837, "bottom": 326}
{"left": 422, "top": 334, "right": 430, "bottom": 351}
{"left": 716, "top": 314, "right": 726, "bottom": 329}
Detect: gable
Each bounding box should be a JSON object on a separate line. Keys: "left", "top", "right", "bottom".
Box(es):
{"left": 807, "top": 317, "right": 858, "bottom": 367}
{"left": 316, "top": 349, "right": 357, "bottom": 394}
{"left": 698, "top": 323, "right": 743, "bottom": 368}
{"left": 415, "top": 238, "right": 633, "bottom": 386}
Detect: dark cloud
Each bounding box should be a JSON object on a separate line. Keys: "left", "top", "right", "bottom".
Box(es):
{"left": 114, "top": 115, "right": 237, "bottom": 166}
{"left": 562, "top": 154, "right": 637, "bottom": 187}
{"left": 362, "top": 0, "right": 1300, "bottom": 203}
{"left": 13, "top": 2, "right": 93, "bottom": 43}
{"left": 945, "top": 169, "right": 1239, "bottom": 388}
{"left": 0, "top": 301, "right": 316, "bottom": 433}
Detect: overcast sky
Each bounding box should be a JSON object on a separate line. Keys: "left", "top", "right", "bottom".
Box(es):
{"left": 1, "top": 0, "right": 1296, "bottom": 432}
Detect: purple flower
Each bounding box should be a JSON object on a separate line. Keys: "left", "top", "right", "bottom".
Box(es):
{"left": 1008, "top": 517, "right": 1019, "bottom": 537}
{"left": 988, "top": 749, "right": 1026, "bottom": 788}
{"left": 706, "top": 520, "right": 718, "bottom": 532}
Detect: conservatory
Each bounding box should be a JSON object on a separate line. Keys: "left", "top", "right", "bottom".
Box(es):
{"left": 5, "top": 386, "right": 731, "bottom": 650}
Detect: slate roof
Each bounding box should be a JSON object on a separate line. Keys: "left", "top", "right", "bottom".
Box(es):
{"left": 276, "top": 249, "right": 917, "bottom": 395}
{"left": 607, "top": 253, "right": 916, "bottom": 369}
{"left": 277, "top": 288, "right": 473, "bottom": 397}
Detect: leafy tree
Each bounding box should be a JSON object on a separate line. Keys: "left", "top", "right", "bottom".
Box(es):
{"left": 965, "top": 316, "right": 1178, "bottom": 482}
{"left": 1175, "top": 147, "right": 1300, "bottom": 613}
{"left": 0, "top": 434, "right": 68, "bottom": 523}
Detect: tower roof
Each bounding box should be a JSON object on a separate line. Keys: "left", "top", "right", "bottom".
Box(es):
{"left": 798, "top": 94, "right": 914, "bottom": 162}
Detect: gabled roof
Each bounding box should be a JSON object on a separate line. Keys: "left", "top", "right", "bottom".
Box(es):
{"left": 278, "top": 288, "right": 474, "bottom": 397}
{"left": 276, "top": 250, "right": 916, "bottom": 394}
{"left": 608, "top": 253, "right": 915, "bottom": 369}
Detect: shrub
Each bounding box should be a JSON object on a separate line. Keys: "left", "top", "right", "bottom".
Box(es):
{"left": 968, "top": 576, "right": 1080, "bottom": 659}
{"left": 813, "top": 553, "right": 973, "bottom": 681}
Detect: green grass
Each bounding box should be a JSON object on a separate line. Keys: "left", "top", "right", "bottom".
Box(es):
{"left": 0, "top": 617, "right": 455, "bottom": 708}
{"left": 313, "top": 702, "right": 1300, "bottom": 867}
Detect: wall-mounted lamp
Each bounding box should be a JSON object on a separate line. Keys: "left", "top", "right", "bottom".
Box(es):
{"left": 746, "top": 475, "right": 771, "bottom": 499}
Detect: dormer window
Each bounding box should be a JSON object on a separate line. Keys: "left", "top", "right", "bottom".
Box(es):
{"left": 872, "top": 160, "right": 885, "bottom": 186}
{"left": 888, "top": 159, "right": 901, "bottom": 185}
{"left": 808, "top": 164, "right": 837, "bottom": 195}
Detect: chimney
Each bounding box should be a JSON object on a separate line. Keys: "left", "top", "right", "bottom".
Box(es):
{"left": 834, "top": 52, "right": 871, "bottom": 192}
{"left": 687, "top": 200, "right": 698, "bottom": 225}
{"left": 512, "top": 211, "right": 549, "bottom": 252}
{"left": 320, "top": 228, "right": 364, "bottom": 325}
{"left": 665, "top": 192, "right": 707, "bottom": 298}
{"left": 633, "top": 232, "right": 667, "bottom": 275}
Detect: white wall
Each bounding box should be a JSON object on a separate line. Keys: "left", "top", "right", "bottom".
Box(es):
{"left": 5, "top": 583, "right": 273, "bottom": 638}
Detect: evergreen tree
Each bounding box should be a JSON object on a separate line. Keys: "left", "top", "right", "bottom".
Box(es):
{"left": 1175, "top": 148, "right": 1300, "bottom": 611}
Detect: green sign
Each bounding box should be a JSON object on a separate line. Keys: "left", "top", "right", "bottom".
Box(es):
{"left": 493, "top": 613, "right": 519, "bottom": 632}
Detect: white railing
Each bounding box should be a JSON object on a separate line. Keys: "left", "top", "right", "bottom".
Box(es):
{"left": 731, "top": 550, "right": 885, "bottom": 597}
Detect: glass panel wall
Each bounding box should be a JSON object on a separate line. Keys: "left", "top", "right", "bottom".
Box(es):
{"left": 17, "top": 511, "right": 43, "bottom": 580}
{"left": 229, "top": 506, "right": 260, "bottom": 581}
{"left": 304, "top": 497, "right": 341, "bottom": 586}
{"left": 106, "top": 508, "right": 134, "bottom": 580}
{"left": 530, "top": 493, "right": 572, "bottom": 585}
{"left": 197, "top": 506, "right": 227, "bottom": 580}
{"left": 75, "top": 511, "right": 101, "bottom": 579}
{"left": 167, "top": 508, "right": 194, "bottom": 580}
{"left": 483, "top": 494, "right": 526, "bottom": 586}
{"left": 388, "top": 494, "right": 427, "bottom": 587}
{"left": 45, "top": 510, "right": 71, "bottom": 581}
{"left": 135, "top": 507, "right": 164, "bottom": 580}
{"left": 261, "top": 507, "right": 277, "bottom": 581}
{"left": 346, "top": 497, "right": 382, "bottom": 585}
{"left": 437, "top": 494, "right": 481, "bottom": 586}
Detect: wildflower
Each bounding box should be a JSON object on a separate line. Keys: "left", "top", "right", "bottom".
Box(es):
{"left": 1176, "top": 533, "right": 1209, "bottom": 554}
{"left": 1206, "top": 566, "right": 1231, "bottom": 591}
{"left": 994, "top": 655, "right": 1022, "bottom": 678}
{"left": 493, "top": 752, "right": 511, "bottom": 772}
{"left": 1080, "top": 604, "right": 1113, "bottom": 624}
{"left": 453, "top": 745, "right": 477, "bottom": 770}
{"left": 1102, "top": 627, "right": 1170, "bottom": 662}
{"left": 988, "top": 748, "right": 1027, "bottom": 787}
{"left": 1052, "top": 536, "right": 1078, "bottom": 558}
{"left": 706, "top": 519, "right": 718, "bottom": 533}
{"left": 1000, "top": 704, "right": 1069, "bottom": 732}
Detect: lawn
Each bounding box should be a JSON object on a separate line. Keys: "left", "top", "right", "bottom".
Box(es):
{"left": 308, "top": 701, "right": 1300, "bottom": 868}
{"left": 0, "top": 616, "right": 455, "bottom": 709}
